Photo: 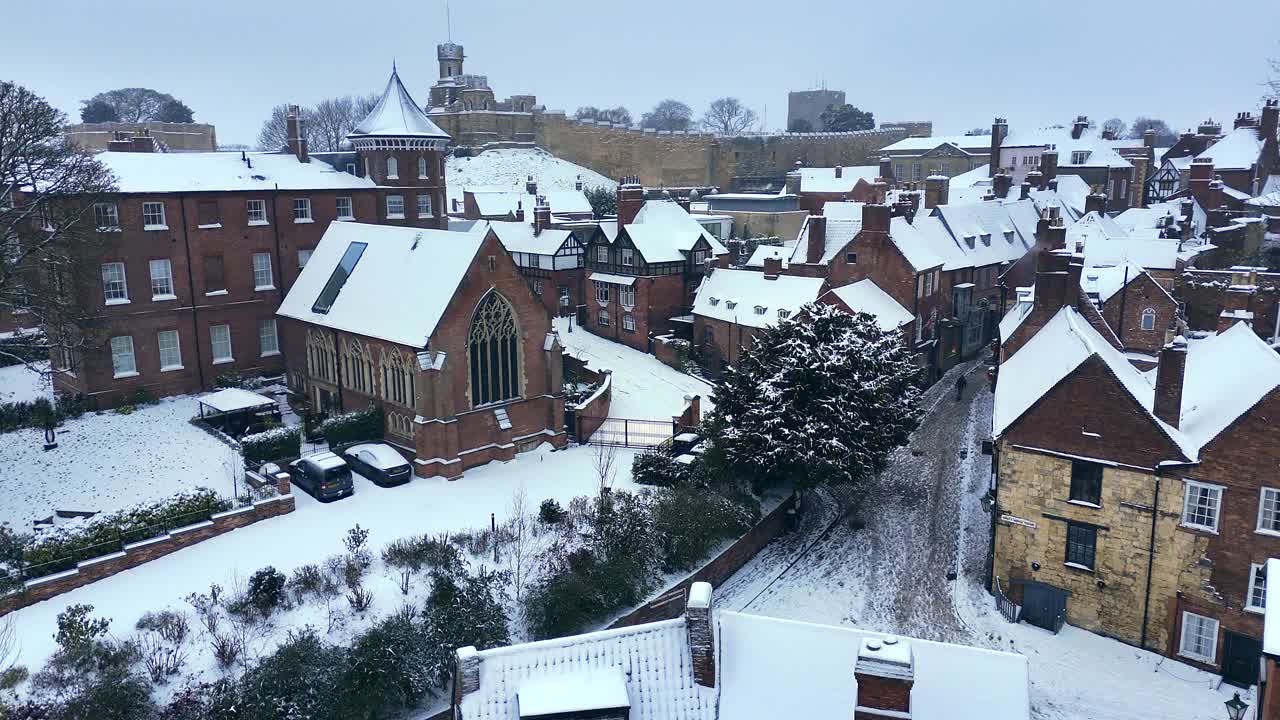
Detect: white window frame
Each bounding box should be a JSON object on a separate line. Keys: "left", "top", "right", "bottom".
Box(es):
{"left": 1071, "top": 150, "right": 1090, "bottom": 165}
{"left": 94, "top": 202, "right": 119, "bottom": 229}
{"left": 532, "top": 278, "right": 543, "bottom": 295}
{"left": 417, "top": 156, "right": 428, "bottom": 178}
{"left": 559, "top": 286, "right": 570, "bottom": 306}
{"left": 386, "top": 194, "right": 405, "bottom": 219}
{"left": 210, "top": 324, "right": 233, "bottom": 364}
{"left": 142, "top": 201, "right": 167, "bottom": 230}
{"left": 598, "top": 309, "right": 610, "bottom": 326}
{"left": 157, "top": 330, "right": 182, "bottom": 371}
{"left": 110, "top": 335, "right": 137, "bottom": 378}
{"left": 297, "top": 248, "right": 313, "bottom": 269}
{"left": 754, "top": 305, "right": 767, "bottom": 315}
{"left": 620, "top": 286, "right": 635, "bottom": 308}
{"left": 336, "top": 196, "right": 354, "bottom": 220}
{"left": 778, "top": 309, "right": 790, "bottom": 320}
{"left": 1259, "top": 488, "right": 1280, "bottom": 536}
{"left": 1181, "top": 479, "right": 1223, "bottom": 533}
{"left": 693, "top": 249, "right": 707, "bottom": 265}
{"left": 258, "top": 318, "right": 279, "bottom": 357}
{"left": 251, "top": 252, "right": 274, "bottom": 291}
{"left": 1177, "top": 611, "right": 1218, "bottom": 664}
{"left": 102, "top": 262, "right": 128, "bottom": 304}
{"left": 621, "top": 248, "right": 635, "bottom": 266}
{"left": 1141, "top": 308, "right": 1156, "bottom": 331}
{"left": 622, "top": 314, "right": 635, "bottom": 332}
{"left": 149, "top": 258, "right": 174, "bottom": 299}
{"left": 596, "top": 246, "right": 609, "bottom": 263}
{"left": 1247, "top": 563, "right": 1267, "bottom": 614}
{"left": 246, "top": 199, "right": 268, "bottom": 225}
{"left": 293, "top": 198, "right": 313, "bottom": 222}
{"left": 595, "top": 283, "right": 610, "bottom": 304}
{"left": 386, "top": 156, "right": 399, "bottom": 180}
{"left": 417, "top": 194, "right": 433, "bottom": 218}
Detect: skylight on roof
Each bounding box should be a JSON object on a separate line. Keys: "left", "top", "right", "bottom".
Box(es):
{"left": 312, "top": 242, "right": 368, "bottom": 314}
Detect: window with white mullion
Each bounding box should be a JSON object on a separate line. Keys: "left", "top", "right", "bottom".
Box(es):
{"left": 101, "top": 262, "right": 128, "bottom": 303}
{"left": 1257, "top": 488, "right": 1280, "bottom": 535}
{"left": 1181, "top": 480, "right": 1222, "bottom": 533}
{"left": 1178, "top": 612, "right": 1218, "bottom": 664}
{"left": 110, "top": 336, "right": 137, "bottom": 377}
{"left": 1247, "top": 563, "right": 1267, "bottom": 613}
{"left": 149, "top": 259, "right": 174, "bottom": 298}
{"left": 157, "top": 330, "right": 182, "bottom": 370}
{"left": 252, "top": 253, "right": 274, "bottom": 290}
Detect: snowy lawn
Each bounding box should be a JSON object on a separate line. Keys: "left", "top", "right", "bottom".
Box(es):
{"left": 0, "top": 396, "right": 242, "bottom": 531}
{"left": 554, "top": 317, "right": 714, "bottom": 421}
{"left": 446, "top": 148, "right": 615, "bottom": 207}
{"left": 0, "top": 362, "right": 52, "bottom": 403}
{"left": 8, "top": 442, "right": 642, "bottom": 689}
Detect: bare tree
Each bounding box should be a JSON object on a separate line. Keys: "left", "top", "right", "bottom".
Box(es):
{"left": 1268, "top": 52, "right": 1280, "bottom": 97}
{"left": 256, "top": 103, "right": 317, "bottom": 151}
{"left": 702, "top": 97, "right": 758, "bottom": 135}
{"left": 1102, "top": 118, "right": 1127, "bottom": 138}
{"left": 1, "top": 81, "right": 116, "bottom": 373}
{"left": 0, "top": 616, "right": 17, "bottom": 675}
{"left": 504, "top": 483, "right": 535, "bottom": 602}
{"left": 593, "top": 442, "right": 618, "bottom": 495}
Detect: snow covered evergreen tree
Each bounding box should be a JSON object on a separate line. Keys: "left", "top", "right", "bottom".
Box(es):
{"left": 704, "top": 303, "right": 923, "bottom": 494}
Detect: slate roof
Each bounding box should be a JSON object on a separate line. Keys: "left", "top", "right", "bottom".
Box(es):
{"left": 348, "top": 68, "right": 450, "bottom": 141}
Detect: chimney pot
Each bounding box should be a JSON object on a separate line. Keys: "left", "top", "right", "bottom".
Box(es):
{"left": 854, "top": 636, "right": 915, "bottom": 719}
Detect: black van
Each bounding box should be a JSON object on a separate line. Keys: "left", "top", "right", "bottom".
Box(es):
{"left": 288, "top": 452, "right": 354, "bottom": 502}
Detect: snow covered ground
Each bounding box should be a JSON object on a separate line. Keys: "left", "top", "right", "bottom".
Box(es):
{"left": 8, "top": 442, "right": 643, "bottom": 691}
{"left": 715, "top": 360, "right": 1247, "bottom": 720}
{"left": 0, "top": 362, "right": 52, "bottom": 403}
{"left": 446, "top": 148, "right": 615, "bottom": 208}
{"left": 553, "top": 317, "right": 714, "bottom": 421}
{"left": 0, "top": 396, "right": 241, "bottom": 531}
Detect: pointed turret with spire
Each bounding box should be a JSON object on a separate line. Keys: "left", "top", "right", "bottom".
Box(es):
{"left": 349, "top": 65, "right": 451, "bottom": 230}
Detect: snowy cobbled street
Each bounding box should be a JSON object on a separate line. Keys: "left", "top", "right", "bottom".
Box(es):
{"left": 714, "top": 359, "right": 1252, "bottom": 720}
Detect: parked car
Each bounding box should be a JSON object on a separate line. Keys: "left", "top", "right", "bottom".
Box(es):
{"left": 288, "top": 452, "right": 354, "bottom": 501}
{"left": 341, "top": 443, "right": 413, "bottom": 487}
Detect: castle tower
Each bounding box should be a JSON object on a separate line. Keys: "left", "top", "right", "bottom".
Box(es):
{"left": 348, "top": 66, "right": 452, "bottom": 230}
{"left": 438, "top": 43, "right": 464, "bottom": 79}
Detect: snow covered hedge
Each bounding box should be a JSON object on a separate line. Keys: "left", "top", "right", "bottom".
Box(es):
{"left": 240, "top": 425, "right": 300, "bottom": 465}
{"left": 320, "top": 406, "right": 384, "bottom": 448}
{"left": 16, "top": 488, "right": 233, "bottom": 580}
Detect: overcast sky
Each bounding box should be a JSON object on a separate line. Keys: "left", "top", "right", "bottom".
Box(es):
{"left": 4, "top": 0, "right": 1278, "bottom": 147}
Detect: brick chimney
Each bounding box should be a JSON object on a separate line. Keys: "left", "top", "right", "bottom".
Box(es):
{"left": 1218, "top": 285, "right": 1256, "bottom": 333}
{"left": 869, "top": 180, "right": 888, "bottom": 205}
{"left": 1085, "top": 193, "right": 1107, "bottom": 215}
{"left": 686, "top": 582, "right": 715, "bottom": 688}
{"left": 1143, "top": 129, "right": 1156, "bottom": 148}
{"left": 993, "top": 171, "right": 1013, "bottom": 199}
{"left": 525, "top": 175, "right": 538, "bottom": 195}
{"left": 286, "top": 105, "right": 309, "bottom": 163}
{"left": 1039, "top": 149, "right": 1058, "bottom": 190}
{"left": 1197, "top": 119, "right": 1221, "bottom": 136}
{"left": 617, "top": 177, "right": 644, "bottom": 225}
{"left": 1262, "top": 99, "right": 1279, "bottom": 146}
{"left": 1234, "top": 112, "right": 1257, "bottom": 130}
{"left": 1033, "top": 261, "right": 1069, "bottom": 313}
{"left": 1019, "top": 181, "right": 1032, "bottom": 200}
{"left": 574, "top": 174, "right": 584, "bottom": 192}
{"left": 786, "top": 161, "right": 802, "bottom": 195}
{"left": 763, "top": 255, "right": 782, "bottom": 280}
{"left": 533, "top": 196, "right": 551, "bottom": 236}
{"left": 806, "top": 215, "right": 827, "bottom": 264}
{"left": 1036, "top": 209, "right": 1067, "bottom": 252}
{"left": 854, "top": 636, "right": 914, "bottom": 719}
{"left": 677, "top": 196, "right": 691, "bottom": 213}
{"left": 862, "top": 203, "right": 890, "bottom": 236}
{"left": 1048, "top": 178, "right": 1059, "bottom": 191}
{"left": 1153, "top": 336, "right": 1187, "bottom": 428}
{"left": 452, "top": 645, "right": 481, "bottom": 704}
{"left": 879, "top": 157, "right": 894, "bottom": 184}
{"left": 1025, "top": 170, "right": 1043, "bottom": 192}
{"left": 924, "top": 175, "right": 948, "bottom": 209}
{"left": 514, "top": 199, "right": 525, "bottom": 223}
{"left": 989, "top": 117, "right": 1007, "bottom": 177}
{"left": 1189, "top": 158, "right": 1214, "bottom": 209}
{"left": 835, "top": 165, "right": 844, "bottom": 179}
{"left": 1071, "top": 116, "right": 1089, "bottom": 140}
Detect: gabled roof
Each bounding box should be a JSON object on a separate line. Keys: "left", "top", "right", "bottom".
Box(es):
{"left": 886, "top": 215, "right": 946, "bottom": 271}
{"left": 1080, "top": 262, "right": 1157, "bottom": 303}
{"left": 1180, "top": 322, "right": 1280, "bottom": 450}
{"left": 1082, "top": 235, "right": 1181, "bottom": 271}
{"left": 485, "top": 220, "right": 576, "bottom": 255}
{"left": 787, "top": 215, "right": 863, "bottom": 265}
{"left": 632, "top": 200, "right": 729, "bottom": 254}
{"left": 824, "top": 279, "right": 913, "bottom": 331}
{"left": 994, "top": 306, "right": 1193, "bottom": 460}
{"left": 880, "top": 134, "right": 991, "bottom": 154}
{"left": 693, "top": 269, "right": 825, "bottom": 329}
{"left": 348, "top": 68, "right": 450, "bottom": 141}
{"left": 744, "top": 244, "right": 790, "bottom": 269}
{"left": 1195, "top": 127, "right": 1263, "bottom": 170}
{"left": 470, "top": 189, "right": 593, "bottom": 217}
{"left": 276, "top": 221, "right": 486, "bottom": 347}
{"left": 928, "top": 200, "right": 1038, "bottom": 270}
{"left": 95, "top": 151, "right": 375, "bottom": 194}
{"left": 821, "top": 201, "right": 865, "bottom": 219}
{"left": 798, "top": 166, "right": 879, "bottom": 193}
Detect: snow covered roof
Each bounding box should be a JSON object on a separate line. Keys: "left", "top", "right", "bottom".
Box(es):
{"left": 717, "top": 612, "right": 1030, "bottom": 720}
{"left": 276, "top": 221, "right": 487, "bottom": 348}
{"left": 1113, "top": 206, "right": 1180, "bottom": 234}
{"left": 744, "top": 244, "right": 790, "bottom": 269}
{"left": 517, "top": 668, "right": 630, "bottom": 717}
{"left": 994, "top": 306, "right": 1192, "bottom": 459}
{"left": 998, "top": 293, "right": 1034, "bottom": 342}
{"left": 486, "top": 220, "right": 575, "bottom": 256}
{"left": 1178, "top": 322, "right": 1280, "bottom": 450}
{"left": 948, "top": 164, "right": 991, "bottom": 192}
{"left": 471, "top": 189, "right": 593, "bottom": 217}
{"left": 1000, "top": 128, "right": 1138, "bottom": 169}
{"left": 1196, "top": 127, "right": 1263, "bottom": 170}
{"left": 928, "top": 200, "right": 1039, "bottom": 270}
{"left": 446, "top": 148, "right": 615, "bottom": 209}
{"left": 1248, "top": 175, "right": 1280, "bottom": 208}
{"left": 798, "top": 166, "right": 879, "bottom": 193}
{"left": 1082, "top": 235, "right": 1180, "bottom": 271}
{"left": 822, "top": 201, "right": 865, "bottom": 220}
{"left": 458, "top": 617, "right": 715, "bottom": 720}
{"left": 886, "top": 216, "right": 946, "bottom": 271}
{"left": 1028, "top": 174, "right": 1090, "bottom": 221}
{"left": 1080, "top": 262, "right": 1153, "bottom": 303}
{"left": 788, "top": 215, "right": 862, "bottom": 265}
{"left": 197, "top": 388, "right": 275, "bottom": 413}
{"left": 95, "top": 151, "right": 375, "bottom": 194}
{"left": 348, "top": 68, "right": 450, "bottom": 141}
{"left": 589, "top": 272, "right": 636, "bottom": 287}
{"left": 692, "top": 269, "right": 824, "bottom": 329}
{"left": 631, "top": 200, "right": 729, "bottom": 255}
{"left": 825, "top": 280, "right": 912, "bottom": 331}
{"left": 880, "top": 135, "right": 991, "bottom": 154}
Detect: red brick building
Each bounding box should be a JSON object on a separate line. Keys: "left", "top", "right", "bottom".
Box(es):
{"left": 690, "top": 263, "right": 826, "bottom": 370}
{"left": 487, "top": 211, "right": 586, "bottom": 318}
{"left": 50, "top": 68, "right": 448, "bottom": 408}
{"left": 581, "top": 181, "right": 728, "bottom": 352}
{"left": 277, "top": 222, "right": 566, "bottom": 478}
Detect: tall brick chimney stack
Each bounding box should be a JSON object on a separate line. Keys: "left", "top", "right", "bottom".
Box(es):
{"left": 1197, "top": 119, "right": 1221, "bottom": 136}
{"left": 1033, "top": 250, "right": 1071, "bottom": 313}
{"left": 1085, "top": 192, "right": 1107, "bottom": 216}
{"left": 1262, "top": 99, "right": 1279, "bottom": 146}
{"left": 533, "top": 196, "right": 551, "bottom": 236}
{"left": 1143, "top": 129, "right": 1156, "bottom": 148}
{"left": 786, "top": 161, "right": 802, "bottom": 195}
{"left": 1039, "top": 149, "right": 1058, "bottom": 190}
{"left": 869, "top": 180, "right": 888, "bottom": 205}
{"left": 924, "top": 175, "right": 948, "bottom": 209}
{"left": 286, "top": 105, "right": 309, "bottom": 163}
{"left": 835, "top": 165, "right": 844, "bottom": 179}
{"left": 1071, "top": 115, "right": 1089, "bottom": 140}
{"left": 526, "top": 175, "right": 538, "bottom": 196}
{"left": 617, "top": 177, "right": 645, "bottom": 225}
{"left": 1189, "top": 158, "right": 1215, "bottom": 209}
{"left": 1020, "top": 182, "right": 1032, "bottom": 200}
{"left": 806, "top": 215, "right": 827, "bottom": 264}
{"left": 763, "top": 255, "right": 782, "bottom": 280}
{"left": 853, "top": 636, "right": 914, "bottom": 720}
{"left": 1234, "top": 112, "right": 1257, "bottom": 130}
{"left": 452, "top": 646, "right": 481, "bottom": 704}
{"left": 993, "top": 171, "right": 1013, "bottom": 199}
{"left": 1153, "top": 336, "right": 1188, "bottom": 428}
{"left": 989, "top": 117, "right": 1008, "bottom": 177}
{"left": 685, "top": 582, "right": 715, "bottom": 688}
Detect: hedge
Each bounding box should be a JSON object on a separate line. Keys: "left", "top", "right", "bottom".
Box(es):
{"left": 241, "top": 425, "right": 301, "bottom": 465}
{"left": 320, "top": 406, "right": 384, "bottom": 448}
{"left": 0, "top": 394, "right": 87, "bottom": 434}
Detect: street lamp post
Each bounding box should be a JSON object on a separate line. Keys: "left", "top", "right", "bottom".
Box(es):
{"left": 1224, "top": 692, "right": 1249, "bottom": 720}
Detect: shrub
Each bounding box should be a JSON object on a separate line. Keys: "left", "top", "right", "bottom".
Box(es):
{"left": 320, "top": 406, "right": 384, "bottom": 447}
{"left": 538, "top": 499, "right": 566, "bottom": 524}
{"left": 240, "top": 425, "right": 300, "bottom": 465}
{"left": 245, "top": 566, "right": 288, "bottom": 615}
{"left": 651, "top": 485, "right": 757, "bottom": 572}
{"left": 230, "top": 629, "right": 345, "bottom": 720}
{"left": 54, "top": 604, "right": 110, "bottom": 653}
{"left": 0, "top": 395, "right": 82, "bottom": 434}
{"left": 211, "top": 632, "right": 242, "bottom": 669}
{"left": 136, "top": 610, "right": 190, "bottom": 646}
{"left": 346, "top": 585, "right": 373, "bottom": 614}
{"left": 288, "top": 563, "right": 326, "bottom": 602}
{"left": 631, "top": 450, "right": 682, "bottom": 486}
{"left": 423, "top": 568, "right": 510, "bottom": 685}
{"left": 336, "top": 611, "right": 434, "bottom": 718}
{"left": 0, "top": 664, "right": 30, "bottom": 691}
{"left": 214, "top": 371, "right": 246, "bottom": 389}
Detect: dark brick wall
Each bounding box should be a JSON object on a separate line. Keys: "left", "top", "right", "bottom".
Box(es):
{"left": 1098, "top": 273, "right": 1178, "bottom": 354}
{"left": 694, "top": 314, "right": 761, "bottom": 370}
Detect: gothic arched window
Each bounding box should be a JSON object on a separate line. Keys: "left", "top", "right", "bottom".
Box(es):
{"left": 380, "top": 347, "right": 415, "bottom": 407}
{"left": 418, "top": 156, "right": 428, "bottom": 179}
{"left": 468, "top": 291, "right": 520, "bottom": 407}
{"left": 386, "top": 156, "right": 399, "bottom": 179}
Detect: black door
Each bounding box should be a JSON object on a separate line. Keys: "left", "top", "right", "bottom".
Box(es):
{"left": 1222, "top": 631, "right": 1262, "bottom": 688}
{"left": 1021, "top": 582, "right": 1069, "bottom": 632}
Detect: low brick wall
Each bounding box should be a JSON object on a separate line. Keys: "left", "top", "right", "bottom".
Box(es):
{"left": 609, "top": 492, "right": 797, "bottom": 628}
{"left": 572, "top": 371, "right": 612, "bottom": 442}
{"left": 0, "top": 494, "right": 296, "bottom": 616}
{"left": 652, "top": 335, "right": 687, "bottom": 371}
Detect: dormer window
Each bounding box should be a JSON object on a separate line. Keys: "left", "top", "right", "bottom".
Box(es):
{"left": 754, "top": 305, "right": 766, "bottom": 315}
{"left": 778, "top": 309, "right": 790, "bottom": 320}
{"left": 1071, "top": 150, "right": 1090, "bottom": 165}
{"left": 709, "top": 297, "right": 720, "bottom": 306}
{"left": 726, "top": 300, "right": 737, "bottom": 310}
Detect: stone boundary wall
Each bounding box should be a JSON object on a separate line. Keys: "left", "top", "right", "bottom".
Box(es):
{"left": 0, "top": 494, "right": 296, "bottom": 616}
{"left": 609, "top": 492, "right": 797, "bottom": 628}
